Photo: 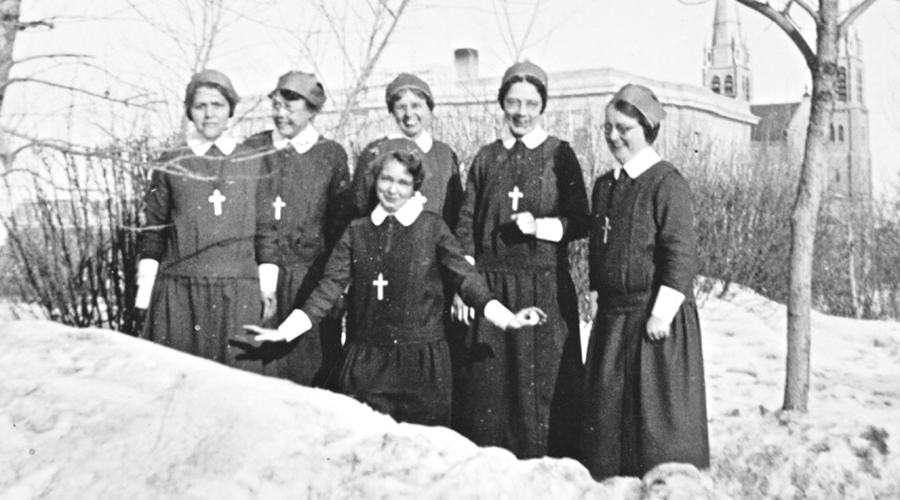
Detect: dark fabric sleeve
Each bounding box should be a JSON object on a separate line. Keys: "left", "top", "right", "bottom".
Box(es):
{"left": 299, "top": 226, "right": 352, "bottom": 323}
{"left": 254, "top": 155, "right": 279, "bottom": 264}
{"left": 351, "top": 141, "right": 381, "bottom": 219}
{"left": 454, "top": 148, "right": 485, "bottom": 257}
{"left": 555, "top": 141, "right": 590, "bottom": 242}
{"left": 324, "top": 145, "right": 355, "bottom": 251}
{"left": 137, "top": 162, "right": 171, "bottom": 261}
{"left": 435, "top": 220, "right": 493, "bottom": 313}
{"left": 588, "top": 180, "right": 603, "bottom": 292}
{"left": 653, "top": 170, "right": 699, "bottom": 295}
{"left": 442, "top": 148, "right": 465, "bottom": 234}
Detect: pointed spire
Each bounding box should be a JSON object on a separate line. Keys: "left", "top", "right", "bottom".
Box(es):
{"left": 712, "top": 0, "right": 745, "bottom": 50}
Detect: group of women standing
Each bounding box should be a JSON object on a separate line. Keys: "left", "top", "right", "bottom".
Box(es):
{"left": 135, "top": 62, "right": 709, "bottom": 480}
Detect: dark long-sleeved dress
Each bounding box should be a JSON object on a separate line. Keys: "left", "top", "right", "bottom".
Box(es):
{"left": 243, "top": 131, "right": 354, "bottom": 387}
{"left": 298, "top": 210, "right": 495, "bottom": 426}
{"left": 584, "top": 160, "right": 709, "bottom": 479}
{"left": 352, "top": 137, "right": 464, "bottom": 227}
{"left": 452, "top": 137, "right": 589, "bottom": 459}
{"left": 138, "top": 143, "right": 275, "bottom": 371}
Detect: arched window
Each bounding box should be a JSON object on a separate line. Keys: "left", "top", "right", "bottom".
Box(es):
{"left": 837, "top": 66, "right": 848, "bottom": 102}
{"left": 711, "top": 76, "right": 721, "bottom": 94}
{"left": 857, "top": 70, "right": 864, "bottom": 103}
{"left": 743, "top": 77, "right": 751, "bottom": 100}
{"left": 838, "top": 125, "right": 845, "bottom": 142}
{"left": 724, "top": 75, "right": 734, "bottom": 96}
{"left": 830, "top": 124, "right": 835, "bottom": 142}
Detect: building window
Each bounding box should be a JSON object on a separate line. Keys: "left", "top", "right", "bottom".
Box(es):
{"left": 711, "top": 76, "right": 720, "bottom": 94}
{"left": 724, "top": 75, "right": 734, "bottom": 96}
{"left": 838, "top": 125, "right": 844, "bottom": 142}
{"left": 837, "top": 66, "right": 848, "bottom": 102}
{"left": 743, "top": 77, "right": 751, "bottom": 100}
{"left": 830, "top": 124, "right": 835, "bottom": 142}
{"left": 857, "top": 69, "right": 864, "bottom": 103}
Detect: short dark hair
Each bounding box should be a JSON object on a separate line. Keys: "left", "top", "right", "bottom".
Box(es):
{"left": 187, "top": 82, "right": 238, "bottom": 118}
{"left": 612, "top": 99, "right": 660, "bottom": 144}
{"left": 374, "top": 150, "right": 426, "bottom": 192}
{"left": 386, "top": 87, "right": 435, "bottom": 114}
{"left": 274, "top": 88, "right": 320, "bottom": 113}
{"left": 497, "top": 75, "right": 547, "bottom": 113}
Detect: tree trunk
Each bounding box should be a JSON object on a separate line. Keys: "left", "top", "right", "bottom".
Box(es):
{"left": 0, "top": 0, "right": 21, "bottom": 165}
{"left": 783, "top": 0, "right": 840, "bottom": 412}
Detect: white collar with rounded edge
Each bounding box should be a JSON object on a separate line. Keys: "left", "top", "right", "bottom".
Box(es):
{"left": 370, "top": 197, "right": 424, "bottom": 227}
{"left": 501, "top": 125, "right": 548, "bottom": 150}
{"left": 186, "top": 131, "right": 237, "bottom": 156}
{"left": 616, "top": 147, "right": 661, "bottom": 180}
{"left": 386, "top": 130, "right": 433, "bottom": 154}
{"left": 272, "top": 124, "right": 320, "bottom": 154}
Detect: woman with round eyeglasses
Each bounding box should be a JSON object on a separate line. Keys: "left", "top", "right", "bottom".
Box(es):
{"left": 582, "top": 84, "right": 709, "bottom": 479}
{"left": 451, "top": 61, "right": 590, "bottom": 460}
{"left": 135, "top": 70, "right": 275, "bottom": 371}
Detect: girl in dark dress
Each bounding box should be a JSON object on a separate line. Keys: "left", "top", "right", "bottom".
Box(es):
{"left": 452, "top": 61, "right": 590, "bottom": 459}
{"left": 241, "top": 71, "right": 354, "bottom": 387}
{"left": 244, "top": 139, "right": 545, "bottom": 426}
{"left": 135, "top": 70, "right": 275, "bottom": 371}
{"left": 583, "top": 84, "right": 709, "bottom": 479}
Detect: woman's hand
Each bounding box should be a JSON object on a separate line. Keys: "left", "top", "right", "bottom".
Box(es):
{"left": 451, "top": 293, "right": 475, "bottom": 325}
{"left": 507, "top": 306, "right": 547, "bottom": 329}
{"left": 241, "top": 324, "right": 287, "bottom": 343}
{"left": 260, "top": 291, "right": 277, "bottom": 324}
{"left": 646, "top": 315, "right": 671, "bottom": 341}
{"left": 510, "top": 211, "right": 537, "bottom": 236}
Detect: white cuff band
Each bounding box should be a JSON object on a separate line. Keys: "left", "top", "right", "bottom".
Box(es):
{"left": 278, "top": 309, "right": 312, "bottom": 342}
{"left": 651, "top": 285, "right": 686, "bottom": 324}
{"left": 259, "top": 263, "right": 279, "bottom": 293}
{"left": 535, "top": 218, "right": 563, "bottom": 242}
{"left": 484, "top": 300, "right": 515, "bottom": 331}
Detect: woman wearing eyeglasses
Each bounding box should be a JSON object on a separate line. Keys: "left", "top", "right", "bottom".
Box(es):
{"left": 582, "top": 84, "right": 709, "bottom": 479}
{"left": 451, "top": 61, "right": 589, "bottom": 460}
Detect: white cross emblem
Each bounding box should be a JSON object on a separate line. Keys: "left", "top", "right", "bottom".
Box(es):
{"left": 208, "top": 189, "right": 226, "bottom": 216}
{"left": 508, "top": 185, "right": 523, "bottom": 211}
{"left": 373, "top": 272, "right": 388, "bottom": 300}
{"left": 273, "top": 195, "right": 286, "bottom": 221}
{"left": 601, "top": 217, "right": 611, "bottom": 244}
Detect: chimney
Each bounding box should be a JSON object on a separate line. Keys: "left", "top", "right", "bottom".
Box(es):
{"left": 454, "top": 48, "right": 479, "bottom": 81}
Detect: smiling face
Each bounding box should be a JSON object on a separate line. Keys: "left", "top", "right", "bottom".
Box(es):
{"left": 376, "top": 158, "right": 415, "bottom": 213}
{"left": 271, "top": 91, "right": 315, "bottom": 139}
{"left": 502, "top": 81, "right": 543, "bottom": 138}
{"left": 189, "top": 86, "right": 230, "bottom": 141}
{"left": 390, "top": 89, "right": 432, "bottom": 139}
{"left": 603, "top": 104, "right": 650, "bottom": 165}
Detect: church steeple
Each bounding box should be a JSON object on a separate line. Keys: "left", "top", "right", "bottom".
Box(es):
{"left": 704, "top": 0, "right": 751, "bottom": 102}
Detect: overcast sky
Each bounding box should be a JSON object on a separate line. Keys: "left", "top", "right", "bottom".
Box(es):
{"left": 8, "top": 0, "right": 900, "bottom": 195}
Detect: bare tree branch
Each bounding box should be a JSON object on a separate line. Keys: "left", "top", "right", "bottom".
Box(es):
{"left": 736, "top": 0, "right": 818, "bottom": 70}
{"left": 3, "top": 77, "right": 154, "bottom": 107}
{"left": 839, "top": 0, "right": 880, "bottom": 37}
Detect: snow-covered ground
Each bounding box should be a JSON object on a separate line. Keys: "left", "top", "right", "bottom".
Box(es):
{"left": 1, "top": 285, "right": 898, "bottom": 499}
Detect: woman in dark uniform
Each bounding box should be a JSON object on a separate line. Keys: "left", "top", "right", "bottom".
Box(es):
{"left": 245, "top": 138, "right": 544, "bottom": 426}
{"left": 135, "top": 69, "right": 274, "bottom": 370}
{"left": 241, "top": 71, "right": 354, "bottom": 387}
{"left": 583, "top": 84, "right": 709, "bottom": 479}
{"left": 452, "top": 61, "right": 590, "bottom": 459}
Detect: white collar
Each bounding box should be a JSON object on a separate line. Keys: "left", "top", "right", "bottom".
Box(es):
{"left": 616, "top": 147, "right": 661, "bottom": 180}
{"left": 272, "top": 124, "right": 319, "bottom": 154}
{"left": 186, "top": 130, "right": 237, "bottom": 156}
{"left": 370, "top": 197, "right": 424, "bottom": 227}
{"left": 501, "top": 125, "right": 548, "bottom": 150}
{"left": 386, "top": 130, "right": 433, "bottom": 153}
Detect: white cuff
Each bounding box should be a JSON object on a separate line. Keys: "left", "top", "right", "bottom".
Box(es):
{"left": 259, "top": 263, "right": 279, "bottom": 293}
{"left": 535, "top": 218, "right": 563, "bottom": 242}
{"left": 483, "top": 300, "right": 515, "bottom": 331}
{"left": 278, "top": 309, "right": 313, "bottom": 342}
{"left": 651, "top": 286, "right": 685, "bottom": 324}
{"left": 464, "top": 255, "right": 475, "bottom": 266}
{"left": 135, "top": 259, "right": 159, "bottom": 309}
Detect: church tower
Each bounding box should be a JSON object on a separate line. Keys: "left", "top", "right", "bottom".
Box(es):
{"left": 827, "top": 28, "right": 872, "bottom": 201}
{"left": 704, "top": 0, "right": 751, "bottom": 102}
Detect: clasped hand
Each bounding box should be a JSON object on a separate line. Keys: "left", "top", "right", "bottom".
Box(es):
{"left": 510, "top": 211, "right": 536, "bottom": 235}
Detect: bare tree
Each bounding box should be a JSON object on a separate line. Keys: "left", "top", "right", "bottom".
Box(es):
{"left": 731, "top": 0, "right": 882, "bottom": 411}
{"left": 492, "top": 0, "right": 542, "bottom": 62}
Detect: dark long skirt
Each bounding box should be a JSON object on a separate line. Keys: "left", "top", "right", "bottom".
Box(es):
{"left": 451, "top": 266, "right": 583, "bottom": 459}
{"left": 257, "top": 262, "right": 343, "bottom": 388}
{"left": 338, "top": 339, "right": 452, "bottom": 427}
{"left": 141, "top": 274, "right": 263, "bottom": 373}
{"left": 581, "top": 301, "right": 709, "bottom": 479}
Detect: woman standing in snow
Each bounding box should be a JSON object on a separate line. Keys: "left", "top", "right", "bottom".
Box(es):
{"left": 582, "top": 83, "right": 709, "bottom": 479}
